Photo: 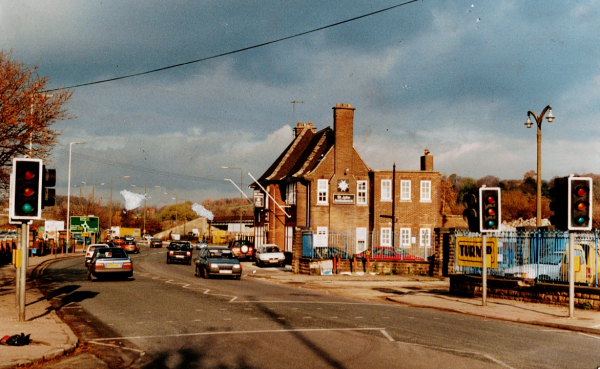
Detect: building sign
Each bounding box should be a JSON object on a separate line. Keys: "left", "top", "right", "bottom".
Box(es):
{"left": 253, "top": 190, "right": 264, "bottom": 208}
{"left": 337, "top": 179, "right": 350, "bottom": 192}
{"left": 70, "top": 216, "right": 99, "bottom": 233}
{"left": 333, "top": 194, "right": 355, "bottom": 204}
{"left": 456, "top": 236, "right": 498, "bottom": 268}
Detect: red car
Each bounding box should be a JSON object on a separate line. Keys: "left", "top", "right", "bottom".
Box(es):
{"left": 358, "top": 246, "right": 424, "bottom": 261}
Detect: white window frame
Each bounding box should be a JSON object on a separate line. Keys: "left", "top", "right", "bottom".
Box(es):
{"left": 420, "top": 180, "right": 431, "bottom": 202}
{"left": 357, "top": 180, "right": 367, "bottom": 205}
{"left": 317, "top": 179, "right": 328, "bottom": 205}
{"left": 315, "top": 227, "right": 328, "bottom": 247}
{"left": 286, "top": 182, "right": 296, "bottom": 205}
{"left": 420, "top": 228, "right": 431, "bottom": 248}
{"left": 400, "top": 180, "right": 411, "bottom": 201}
{"left": 381, "top": 180, "right": 392, "bottom": 201}
{"left": 381, "top": 227, "right": 392, "bottom": 246}
{"left": 400, "top": 228, "right": 411, "bottom": 247}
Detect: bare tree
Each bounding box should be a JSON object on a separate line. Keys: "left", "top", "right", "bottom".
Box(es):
{"left": 0, "top": 50, "right": 73, "bottom": 192}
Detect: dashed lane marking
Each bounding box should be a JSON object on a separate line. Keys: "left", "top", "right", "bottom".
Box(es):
{"left": 380, "top": 330, "right": 395, "bottom": 342}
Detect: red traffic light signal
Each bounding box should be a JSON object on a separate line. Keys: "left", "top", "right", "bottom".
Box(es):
{"left": 568, "top": 177, "right": 592, "bottom": 231}
{"left": 10, "top": 158, "right": 43, "bottom": 220}
{"left": 479, "top": 187, "right": 501, "bottom": 233}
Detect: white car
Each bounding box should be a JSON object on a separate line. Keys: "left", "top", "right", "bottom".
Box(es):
{"left": 85, "top": 244, "right": 109, "bottom": 267}
{"left": 255, "top": 244, "right": 285, "bottom": 267}
{"left": 502, "top": 251, "right": 563, "bottom": 281}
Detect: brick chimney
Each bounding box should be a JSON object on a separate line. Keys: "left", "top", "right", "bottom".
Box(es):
{"left": 332, "top": 103, "right": 356, "bottom": 175}
{"left": 294, "top": 122, "right": 316, "bottom": 138}
{"left": 421, "top": 149, "right": 434, "bottom": 171}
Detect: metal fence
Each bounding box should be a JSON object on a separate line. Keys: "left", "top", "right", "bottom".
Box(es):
{"left": 455, "top": 230, "right": 600, "bottom": 287}
{"left": 302, "top": 230, "right": 434, "bottom": 261}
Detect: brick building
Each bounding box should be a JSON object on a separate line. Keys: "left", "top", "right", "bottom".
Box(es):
{"left": 250, "top": 103, "right": 441, "bottom": 259}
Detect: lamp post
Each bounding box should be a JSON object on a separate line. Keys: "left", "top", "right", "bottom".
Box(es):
{"left": 221, "top": 166, "right": 244, "bottom": 235}
{"left": 109, "top": 176, "right": 130, "bottom": 231}
{"left": 131, "top": 185, "right": 160, "bottom": 236}
{"left": 81, "top": 181, "right": 105, "bottom": 202}
{"left": 524, "top": 105, "right": 555, "bottom": 227}
{"left": 67, "top": 142, "right": 85, "bottom": 252}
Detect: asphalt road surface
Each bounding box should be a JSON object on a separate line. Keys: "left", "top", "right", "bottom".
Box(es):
{"left": 33, "top": 245, "right": 600, "bottom": 369}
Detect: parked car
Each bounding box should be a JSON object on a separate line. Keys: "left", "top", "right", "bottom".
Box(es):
{"left": 195, "top": 246, "right": 241, "bottom": 279}
{"left": 357, "top": 246, "right": 425, "bottom": 261}
{"left": 167, "top": 241, "right": 192, "bottom": 265}
{"left": 228, "top": 240, "right": 254, "bottom": 260}
{"left": 121, "top": 240, "right": 139, "bottom": 254}
{"left": 123, "top": 235, "right": 135, "bottom": 243}
{"left": 87, "top": 247, "right": 133, "bottom": 280}
{"left": 112, "top": 236, "right": 124, "bottom": 246}
{"left": 85, "top": 244, "right": 109, "bottom": 267}
{"left": 255, "top": 244, "right": 285, "bottom": 267}
{"left": 196, "top": 240, "right": 208, "bottom": 250}
{"left": 150, "top": 239, "right": 163, "bottom": 248}
{"left": 503, "top": 251, "right": 563, "bottom": 281}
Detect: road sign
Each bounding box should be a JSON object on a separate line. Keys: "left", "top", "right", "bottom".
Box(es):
{"left": 456, "top": 236, "right": 498, "bottom": 268}
{"left": 70, "top": 216, "right": 99, "bottom": 233}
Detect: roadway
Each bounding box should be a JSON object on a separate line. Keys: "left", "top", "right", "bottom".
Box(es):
{"left": 32, "top": 244, "right": 600, "bottom": 368}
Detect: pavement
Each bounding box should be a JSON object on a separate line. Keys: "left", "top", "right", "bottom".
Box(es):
{"left": 1, "top": 254, "right": 600, "bottom": 368}
{"left": 0, "top": 253, "right": 80, "bottom": 369}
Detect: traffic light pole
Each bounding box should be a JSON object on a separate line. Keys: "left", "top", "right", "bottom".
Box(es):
{"left": 482, "top": 234, "right": 487, "bottom": 306}
{"left": 569, "top": 232, "right": 575, "bottom": 318}
{"left": 18, "top": 222, "right": 28, "bottom": 322}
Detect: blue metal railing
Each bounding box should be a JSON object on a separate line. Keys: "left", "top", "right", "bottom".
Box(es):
{"left": 454, "top": 230, "right": 599, "bottom": 287}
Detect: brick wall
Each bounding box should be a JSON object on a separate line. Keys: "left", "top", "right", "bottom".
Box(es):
{"left": 297, "top": 257, "right": 431, "bottom": 276}
{"left": 450, "top": 274, "right": 600, "bottom": 311}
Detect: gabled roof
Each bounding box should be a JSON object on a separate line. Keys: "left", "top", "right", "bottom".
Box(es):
{"left": 256, "top": 126, "right": 334, "bottom": 184}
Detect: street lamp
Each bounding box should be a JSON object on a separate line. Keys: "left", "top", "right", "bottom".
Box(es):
{"left": 524, "top": 105, "right": 555, "bottom": 227}
{"left": 131, "top": 185, "right": 160, "bottom": 236}
{"left": 221, "top": 166, "right": 244, "bottom": 235}
{"left": 81, "top": 181, "right": 105, "bottom": 202}
{"left": 109, "top": 176, "right": 130, "bottom": 230}
{"left": 67, "top": 141, "right": 85, "bottom": 252}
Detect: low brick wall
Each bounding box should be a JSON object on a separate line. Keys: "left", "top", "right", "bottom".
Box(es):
{"left": 450, "top": 274, "right": 600, "bottom": 311}
{"left": 298, "top": 257, "right": 431, "bottom": 276}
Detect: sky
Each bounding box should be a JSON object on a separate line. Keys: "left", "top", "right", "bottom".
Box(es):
{"left": 1, "top": 0, "right": 599, "bottom": 206}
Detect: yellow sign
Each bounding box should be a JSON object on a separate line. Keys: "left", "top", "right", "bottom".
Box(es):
{"left": 82, "top": 232, "right": 90, "bottom": 237}
{"left": 456, "top": 236, "right": 498, "bottom": 268}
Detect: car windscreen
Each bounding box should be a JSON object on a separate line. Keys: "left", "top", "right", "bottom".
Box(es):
{"left": 263, "top": 246, "right": 280, "bottom": 253}
{"left": 95, "top": 249, "right": 127, "bottom": 259}
{"left": 538, "top": 253, "right": 563, "bottom": 265}
{"left": 170, "top": 243, "right": 191, "bottom": 250}
{"left": 207, "top": 249, "right": 235, "bottom": 258}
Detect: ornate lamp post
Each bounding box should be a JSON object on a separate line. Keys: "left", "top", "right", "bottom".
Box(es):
{"left": 524, "top": 105, "right": 555, "bottom": 227}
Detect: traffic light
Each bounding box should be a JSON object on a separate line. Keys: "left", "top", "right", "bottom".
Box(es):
{"left": 42, "top": 165, "right": 56, "bottom": 208}
{"left": 568, "top": 177, "right": 593, "bottom": 231}
{"left": 479, "top": 187, "right": 501, "bottom": 233}
{"left": 462, "top": 191, "right": 479, "bottom": 232}
{"left": 549, "top": 177, "right": 568, "bottom": 230}
{"left": 9, "top": 158, "right": 43, "bottom": 220}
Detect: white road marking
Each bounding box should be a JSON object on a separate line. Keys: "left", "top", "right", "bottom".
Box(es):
{"left": 380, "top": 330, "right": 395, "bottom": 342}
{"left": 203, "top": 289, "right": 210, "bottom": 294}
{"left": 182, "top": 284, "right": 191, "bottom": 289}
{"left": 92, "top": 327, "right": 386, "bottom": 342}
{"left": 193, "top": 319, "right": 202, "bottom": 322}
{"left": 579, "top": 333, "right": 600, "bottom": 340}
{"left": 88, "top": 341, "right": 146, "bottom": 354}
{"left": 229, "top": 297, "right": 238, "bottom": 302}
{"left": 591, "top": 324, "right": 600, "bottom": 328}
{"left": 233, "top": 301, "right": 388, "bottom": 306}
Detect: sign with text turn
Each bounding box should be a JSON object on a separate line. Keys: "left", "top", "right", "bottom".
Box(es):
{"left": 456, "top": 236, "right": 498, "bottom": 268}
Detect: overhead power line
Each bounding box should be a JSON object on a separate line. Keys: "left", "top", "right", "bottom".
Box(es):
{"left": 44, "top": 0, "right": 420, "bottom": 92}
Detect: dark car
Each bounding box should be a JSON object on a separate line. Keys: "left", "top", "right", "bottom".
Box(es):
{"left": 150, "top": 238, "right": 163, "bottom": 248}
{"left": 195, "top": 246, "right": 242, "bottom": 279}
{"left": 314, "top": 247, "right": 349, "bottom": 260}
{"left": 228, "top": 240, "right": 254, "bottom": 260}
{"left": 87, "top": 247, "right": 133, "bottom": 280}
{"left": 167, "top": 241, "right": 192, "bottom": 265}
{"left": 121, "top": 240, "right": 139, "bottom": 254}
